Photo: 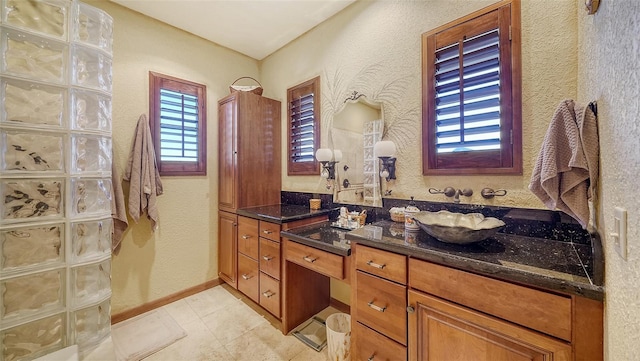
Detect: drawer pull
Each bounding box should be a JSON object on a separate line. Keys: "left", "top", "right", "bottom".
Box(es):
{"left": 366, "top": 260, "right": 386, "bottom": 269}
{"left": 263, "top": 230, "right": 273, "bottom": 235}
{"left": 368, "top": 355, "right": 376, "bottom": 361}
{"left": 241, "top": 274, "right": 253, "bottom": 280}
{"left": 262, "top": 255, "right": 274, "bottom": 261}
{"left": 367, "top": 301, "right": 387, "bottom": 312}
{"left": 303, "top": 255, "right": 318, "bottom": 263}
{"left": 241, "top": 235, "right": 251, "bottom": 239}
{"left": 262, "top": 290, "right": 276, "bottom": 298}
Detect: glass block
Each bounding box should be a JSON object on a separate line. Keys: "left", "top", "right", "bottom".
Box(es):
{"left": 71, "top": 298, "right": 110, "bottom": 347}
{"left": 1, "top": 28, "right": 68, "bottom": 84}
{"left": 70, "top": 88, "right": 111, "bottom": 132}
{"left": 3, "top": 0, "right": 68, "bottom": 40}
{"left": 71, "top": 218, "right": 112, "bottom": 263}
{"left": 364, "top": 134, "right": 374, "bottom": 147}
{"left": 1, "top": 179, "right": 63, "bottom": 221}
{"left": 72, "top": 2, "right": 113, "bottom": 53}
{"left": 1, "top": 77, "right": 66, "bottom": 127}
{"left": 70, "top": 44, "right": 112, "bottom": 92}
{"left": 1, "top": 313, "right": 65, "bottom": 361}
{"left": 71, "top": 134, "right": 111, "bottom": 174}
{"left": 1, "top": 268, "right": 64, "bottom": 321}
{"left": 364, "top": 147, "right": 374, "bottom": 159}
{"left": 71, "top": 259, "right": 110, "bottom": 306}
{"left": 1, "top": 129, "right": 65, "bottom": 172}
{"left": 71, "top": 178, "right": 111, "bottom": 217}
{"left": 0, "top": 224, "right": 63, "bottom": 273}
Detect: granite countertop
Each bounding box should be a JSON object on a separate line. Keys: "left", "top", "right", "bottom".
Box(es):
{"left": 237, "top": 204, "right": 335, "bottom": 224}
{"left": 346, "top": 220, "right": 604, "bottom": 301}
{"left": 280, "top": 222, "right": 351, "bottom": 256}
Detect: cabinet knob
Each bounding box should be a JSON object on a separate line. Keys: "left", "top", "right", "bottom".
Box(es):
{"left": 241, "top": 235, "right": 251, "bottom": 239}
{"left": 407, "top": 305, "right": 415, "bottom": 314}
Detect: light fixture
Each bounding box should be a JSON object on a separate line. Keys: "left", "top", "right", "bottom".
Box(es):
{"left": 315, "top": 148, "right": 341, "bottom": 180}
{"left": 374, "top": 140, "right": 397, "bottom": 181}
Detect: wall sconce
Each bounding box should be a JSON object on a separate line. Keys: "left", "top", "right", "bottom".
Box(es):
{"left": 315, "top": 148, "right": 342, "bottom": 180}
{"left": 374, "top": 140, "right": 396, "bottom": 181}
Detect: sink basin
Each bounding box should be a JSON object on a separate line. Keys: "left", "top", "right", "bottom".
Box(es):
{"left": 412, "top": 210, "right": 505, "bottom": 244}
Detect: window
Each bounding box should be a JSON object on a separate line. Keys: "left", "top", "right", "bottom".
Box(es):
{"left": 149, "top": 72, "right": 206, "bottom": 176}
{"left": 422, "top": 0, "right": 522, "bottom": 175}
{"left": 287, "top": 76, "right": 320, "bottom": 175}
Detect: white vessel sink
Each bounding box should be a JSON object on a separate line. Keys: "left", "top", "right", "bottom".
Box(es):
{"left": 411, "top": 210, "right": 505, "bottom": 244}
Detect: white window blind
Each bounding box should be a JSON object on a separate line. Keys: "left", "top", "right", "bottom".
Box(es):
{"left": 435, "top": 29, "right": 502, "bottom": 154}
{"left": 289, "top": 93, "right": 316, "bottom": 163}
{"left": 159, "top": 88, "right": 199, "bottom": 162}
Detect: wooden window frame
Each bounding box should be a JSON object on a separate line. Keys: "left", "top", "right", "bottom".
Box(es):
{"left": 149, "top": 71, "right": 207, "bottom": 176}
{"left": 287, "top": 76, "right": 321, "bottom": 175}
{"left": 422, "top": 0, "right": 522, "bottom": 175}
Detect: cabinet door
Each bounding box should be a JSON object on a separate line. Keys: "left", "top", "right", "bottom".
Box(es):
{"left": 408, "top": 290, "right": 572, "bottom": 361}
{"left": 259, "top": 272, "right": 280, "bottom": 318}
{"left": 218, "top": 95, "right": 237, "bottom": 212}
{"left": 238, "top": 216, "right": 259, "bottom": 260}
{"left": 218, "top": 211, "right": 237, "bottom": 288}
{"left": 260, "top": 237, "right": 281, "bottom": 280}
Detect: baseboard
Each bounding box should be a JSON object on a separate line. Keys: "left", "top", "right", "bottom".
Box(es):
{"left": 330, "top": 297, "right": 350, "bottom": 314}
{"left": 111, "top": 278, "right": 222, "bottom": 325}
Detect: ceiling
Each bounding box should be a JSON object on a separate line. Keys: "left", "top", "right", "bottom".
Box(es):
{"left": 111, "top": 0, "right": 356, "bottom": 60}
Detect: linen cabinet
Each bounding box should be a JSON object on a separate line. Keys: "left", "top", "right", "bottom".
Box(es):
{"left": 217, "top": 91, "right": 281, "bottom": 288}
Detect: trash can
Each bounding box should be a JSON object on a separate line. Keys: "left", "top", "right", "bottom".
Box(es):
{"left": 325, "top": 313, "right": 351, "bottom": 361}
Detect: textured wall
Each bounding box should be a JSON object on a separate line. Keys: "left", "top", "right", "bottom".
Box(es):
{"left": 262, "top": 0, "right": 578, "bottom": 209}
{"left": 88, "top": 1, "right": 259, "bottom": 314}
{"left": 262, "top": 0, "right": 578, "bottom": 307}
{"left": 577, "top": 1, "right": 640, "bottom": 360}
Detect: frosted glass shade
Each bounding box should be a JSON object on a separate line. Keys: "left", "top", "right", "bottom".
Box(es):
{"left": 315, "top": 148, "right": 333, "bottom": 162}
{"left": 374, "top": 140, "right": 396, "bottom": 157}
{"left": 333, "top": 149, "right": 343, "bottom": 162}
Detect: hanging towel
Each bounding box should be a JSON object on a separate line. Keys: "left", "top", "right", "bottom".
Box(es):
{"left": 124, "top": 114, "right": 163, "bottom": 231}
{"left": 110, "top": 159, "right": 128, "bottom": 252}
{"left": 529, "top": 99, "right": 599, "bottom": 229}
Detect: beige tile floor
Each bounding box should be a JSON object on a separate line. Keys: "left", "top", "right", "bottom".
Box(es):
{"left": 116, "top": 284, "right": 332, "bottom": 361}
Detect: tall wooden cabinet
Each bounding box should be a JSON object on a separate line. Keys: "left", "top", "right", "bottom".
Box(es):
{"left": 217, "top": 92, "right": 281, "bottom": 289}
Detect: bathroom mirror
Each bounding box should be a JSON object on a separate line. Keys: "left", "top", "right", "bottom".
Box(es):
{"left": 329, "top": 91, "right": 384, "bottom": 206}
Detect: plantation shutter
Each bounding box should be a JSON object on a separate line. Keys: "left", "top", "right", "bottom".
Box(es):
{"left": 434, "top": 29, "right": 502, "bottom": 153}
{"left": 159, "top": 89, "right": 199, "bottom": 162}
{"left": 290, "top": 93, "right": 316, "bottom": 163}
{"left": 287, "top": 77, "right": 320, "bottom": 175}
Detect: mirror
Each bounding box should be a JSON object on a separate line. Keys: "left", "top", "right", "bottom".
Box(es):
{"left": 329, "top": 91, "right": 384, "bottom": 206}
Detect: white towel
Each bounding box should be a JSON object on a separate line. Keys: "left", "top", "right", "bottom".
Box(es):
{"left": 124, "top": 114, "right": 163, "bottom": 231}
{"left": 529, "top": 100, "right": 599, "bottom": 229}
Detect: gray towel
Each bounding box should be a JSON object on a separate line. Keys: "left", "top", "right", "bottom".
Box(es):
{"left": 529, "top": 100, "right": 599, "bottom": 229}
{"left": 124, "top": 114, "right": 163, "bottom": 231}
{"left": 111, "top": 159, "right": 128, "bottom": 252}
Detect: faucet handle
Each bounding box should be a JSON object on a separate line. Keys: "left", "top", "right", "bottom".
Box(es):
{"left": 460, "top": 188, "right": 473, "bottom": 197}
{"left": 481, "top": 188, "right": 507, "bottom": 199}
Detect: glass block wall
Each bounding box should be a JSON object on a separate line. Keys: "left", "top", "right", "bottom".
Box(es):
{"left": 0, "top": 0, "right": 113, "bottom": 359}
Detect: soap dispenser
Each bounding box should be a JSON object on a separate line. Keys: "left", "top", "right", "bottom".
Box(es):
{"left": 404, "top": 196, "right": 420, "bottom": 230}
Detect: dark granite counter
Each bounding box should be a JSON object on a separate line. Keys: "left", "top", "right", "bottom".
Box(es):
{"left": 237, "top": 204, "right": 335, "bottom": 224}
{"left": 280, "top": 222, "right": 351, "bottom": 256}
{"left": 346, "top": 220, "right": 604, "bottom": 301}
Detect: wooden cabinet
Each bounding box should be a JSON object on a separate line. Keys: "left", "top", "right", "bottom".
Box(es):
{"left": 217, "top": 92, "right": 281, "bottom": 213}
{"left": 218, "top": 211, "right": 237, "bottom": 288}
{"left": 238, "top": 217, "right": 259, "bottom": 260}
{"left": 349, "top": 244, "right": 604, "bottom": 361}
{"left": 351, "top": 244, "right": 408, "bottom": 361}
{"left": 238, "top": 253, "right": 259, "bottom": 303}
{"left": 408, "top": 290, "right": 571, "bottom": 361}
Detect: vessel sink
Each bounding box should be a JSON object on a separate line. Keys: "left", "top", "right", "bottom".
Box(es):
{"left": 412, "top": 210, "right": 505, "bottom": 244}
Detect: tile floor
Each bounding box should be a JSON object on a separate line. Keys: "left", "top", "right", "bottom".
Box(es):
{"left": 115, "top": 284, "right": 333, "bottom": 361}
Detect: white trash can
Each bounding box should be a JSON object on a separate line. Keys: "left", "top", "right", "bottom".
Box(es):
{"left": 325, "top": 313, "right": 351, "bottom": 361}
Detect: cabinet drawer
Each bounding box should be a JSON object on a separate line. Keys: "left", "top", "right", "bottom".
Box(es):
{"left": 238, "top": 216, "right": 259, "bottom": 259}
{"left": 355, "top": 244, "right": 406, "bottom": 285}
{"left": 285, "top": 240, "right": 344, "bottom": 279}
{"left": 260, "top": 238, "right": 281, "bottom": 280}
{"left": 237, "top": 253, "right": 259, "bottom": 303}
{"left": 355, "top": 271, "right": 407, "bottom": 345}
{"left": 353, "top": 322, "right": 407, "bottom": 361}
{"left": 259, "top": 272, "right": 280, "bottom": 318}
{"left": 259, "top": 221, "right": 281, "bottom": 242}
{"left": 409, "top": 258, "right": 572, "bottom": 341}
